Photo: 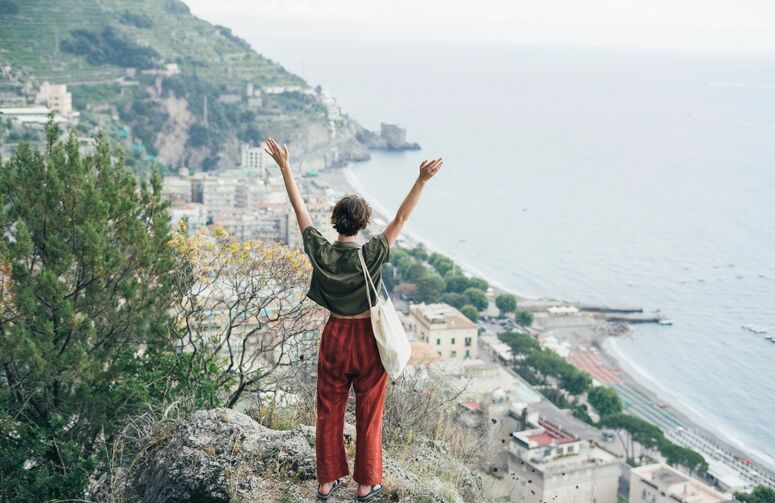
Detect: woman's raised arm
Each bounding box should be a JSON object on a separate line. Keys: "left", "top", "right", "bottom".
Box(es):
{"left": 265, "top": 137, "right": 313, "bottom": 234}
{"left": 383, "top": 158, "right": 443, "bottom": 246}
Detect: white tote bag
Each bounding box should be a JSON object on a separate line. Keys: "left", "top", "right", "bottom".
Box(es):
{"left": 357, "top": 248, "right": 411, "bottom": 380}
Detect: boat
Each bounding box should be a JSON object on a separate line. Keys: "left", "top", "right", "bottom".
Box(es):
{"left": 742, "top": 323, "right": 769, "bottom": 334}
{"left": 659, "top": 319, "right": 673, "bottom": 326}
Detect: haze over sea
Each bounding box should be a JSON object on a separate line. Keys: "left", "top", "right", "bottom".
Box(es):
{"left": 255, "top": 39, "right": 775, "bottom": 467}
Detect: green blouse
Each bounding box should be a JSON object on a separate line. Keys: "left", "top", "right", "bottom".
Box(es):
{"left": 302, "top": 226, "right": 391, "bottom": 316}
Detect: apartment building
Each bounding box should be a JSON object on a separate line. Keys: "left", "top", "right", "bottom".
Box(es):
{"left": 410, "top": 303, "right": 478, "bottom": 359}
{"left": 507, "top": 413, "right": 622, "bottom": 503}
{"left": 629, "top": 464, "right": 731, "bottom": 503}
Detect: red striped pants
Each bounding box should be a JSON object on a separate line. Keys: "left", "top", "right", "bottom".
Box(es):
{"left": 316, "top": 316, "right": 387, "bottom": 485}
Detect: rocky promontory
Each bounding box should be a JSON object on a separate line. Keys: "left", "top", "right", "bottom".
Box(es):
{"left": 90, "top": 408, "right": 482, "bottom": 503}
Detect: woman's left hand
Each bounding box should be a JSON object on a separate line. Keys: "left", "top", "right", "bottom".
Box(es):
{"left": 264, "top": 137, "right": 290, "bottom": 171}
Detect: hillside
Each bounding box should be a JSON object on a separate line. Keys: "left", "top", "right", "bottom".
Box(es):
{"left": 0, "top": 0, "right": 403, "bottom": 172}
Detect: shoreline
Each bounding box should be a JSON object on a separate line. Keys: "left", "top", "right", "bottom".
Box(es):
{"left": 324, "top": 163, "right": 775, "bottom": 483}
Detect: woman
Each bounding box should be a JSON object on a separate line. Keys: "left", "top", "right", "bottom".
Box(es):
{"left": 264, "top": 138, "right": 442, "bottom": 501}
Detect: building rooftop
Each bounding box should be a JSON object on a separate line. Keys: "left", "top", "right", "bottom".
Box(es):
{"left": 514, "top": 418, "right": 577, "bottom": 449}
{"left": 0, "top": 106, "right": 50, "bottom": 115}
{"left": 632, "top": 464, "right": 730, "bottom": 503}
{"left": 411, "top": 303, "right": 477, "bottom": 330}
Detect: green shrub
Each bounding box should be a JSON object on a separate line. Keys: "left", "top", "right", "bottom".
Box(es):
{"left": 463, "top": 287, "right": 488, "bottom": 311}
{"left": 460, "top": 304, "right": 480, "bottom": 322}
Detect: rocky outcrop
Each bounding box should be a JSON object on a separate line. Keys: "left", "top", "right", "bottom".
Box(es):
{"left": 103, "top": 408, "right": 481, "bottom": 503}
{"left": 356, "top": 123, "right": 421, "bottom": 152}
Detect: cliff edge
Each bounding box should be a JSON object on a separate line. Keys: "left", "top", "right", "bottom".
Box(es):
{"left": 90, "top": 408, "right": 482, "bottom": 503}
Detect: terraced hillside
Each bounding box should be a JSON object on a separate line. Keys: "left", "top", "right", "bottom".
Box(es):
{"left": 0, "top": 0, "right": 372, "bottom": 171}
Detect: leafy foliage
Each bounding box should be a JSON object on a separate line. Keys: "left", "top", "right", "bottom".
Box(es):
{"left": 119, "top": 10, "right": 154, "bottom": 28}
{"left": 460, "top": 304, "right": 480, "bottom": 322}
{"left": 61, "top": 27, "right": 159, "bottom": 69}
{"left": 463, "top": 287, "right": 488, "bottom": 311}
{"left": 428, "top": 252, "right": 455, "bottom": 276}
{"left": 495, "top": 293, "right": 517, "bottom": 315}
{"left": 414, "top": 269, "right": 446, "bottom": 303}
{"left": 169, "top": 226, "right": 324, "bottom": 407}
{"left": 0, "top": 124, "right": 185, "bottom": 500}
{"left": 587, "top": 386, "right": 623, "bottom": 417}
{"left": 441, "top": 292, "right": 467, "bottom": 309}
{"left": 736, "top": 486, "right": 775, "bottom": 503}
{"left": 515, "top": 309, "right": 534, "bottom": 326}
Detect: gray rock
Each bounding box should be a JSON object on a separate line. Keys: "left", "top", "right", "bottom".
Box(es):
{"left": 101, "top": 408, "right": 484, "bottom": 503}
{"left": 124, "top": 408, "right": 316, "bottom": 503}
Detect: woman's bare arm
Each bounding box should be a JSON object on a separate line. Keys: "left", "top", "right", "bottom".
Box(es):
{"left": 264, "top": 137, "right": 313, "bottom": 233}
{"left": 383, "top": 158, "right": 443, "bottom": 245}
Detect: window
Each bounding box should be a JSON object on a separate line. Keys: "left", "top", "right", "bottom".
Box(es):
{"left": 464, "top": 337, "right": 472, "bottom": 346}
{"left": 436, "top": 338, "right": 441, "bottom": 346}
{"left": 450, "top": 350, "right": 457, "bottom": 357}
{"left": 451, "top": 337, "right": 456, "bottom": 345}
{"left": 465, "top": 349, "right": 471, "bottom": 358}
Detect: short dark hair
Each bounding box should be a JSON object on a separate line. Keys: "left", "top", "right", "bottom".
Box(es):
{"left": 330, "top": 195, "right": 371, "bottom": 236}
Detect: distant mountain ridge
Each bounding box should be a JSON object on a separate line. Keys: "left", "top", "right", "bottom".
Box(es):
{"left": 0, "top": 0, "right": 411, "bottom": 172}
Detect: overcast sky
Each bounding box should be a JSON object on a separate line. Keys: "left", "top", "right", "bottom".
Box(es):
{"left": 184, "top": 0, "right": 775, "bottom": 53}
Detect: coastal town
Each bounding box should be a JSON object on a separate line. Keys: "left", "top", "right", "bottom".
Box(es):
{"left": 2, "top": 2, "right": 774, "bottom": 501}
{"left": 154, "top": 131, "right": 775, "bottom": 501}
{"left": 2, "top": 72, "right": 773, "bottom": 499}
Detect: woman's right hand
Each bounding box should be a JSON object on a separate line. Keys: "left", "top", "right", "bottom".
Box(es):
{"left": 264, "top": 137, "right": 290, "bottom": 171}
{"left": 418, "top": 158, "right": 443, "bottom": 182}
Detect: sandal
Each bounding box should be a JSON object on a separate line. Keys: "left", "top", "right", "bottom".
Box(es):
{"left": 317, "top": 478, "right": 343, "bottom": 500}
{"left": 356, "top": 483, "right": 384, "bottom": 502}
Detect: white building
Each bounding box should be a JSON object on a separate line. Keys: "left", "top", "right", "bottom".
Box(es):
{"left": 35, "top": 82, "right": 72, "bottom": 116}
{"left": 0, "top": 105, "right": 66, "bottom": 125}
{"left": 410, "top": 303, "right": 478, "bottom": 360}
{"left": 507, "top": 415, "right": 622, "bottom": 503}
{"left": 241, "top": 145, "right": 269, "bottom": 176}
{"left": 630, "top": 464, "right": 732, "bottom": 503}
{"left": 629, "top": 464, "right": 731, "bottom": 503}
{"left": 211, "top": 204, "right": 291, "bottom": 244}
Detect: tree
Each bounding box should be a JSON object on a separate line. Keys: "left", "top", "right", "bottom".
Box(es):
{"left": 561, "top": 368, "right": 592, "bottom": 395}
{"left": 169, "top": 226, "right": 324, "bottom": 408}
{"left": 463, "top": 287, "right": 488, "bottom": 311}
{"left": 389, "top": 247, "right": 415, "bottom": 278}
{"left": 428, "top": 252, "right": 455, "bottom": 276}
{"left": 515, "top": 309, "right": 534, "bottom": 326}
{"left": 467, "top": 277, "right": 489, "bottom": 291}
{"left": 406, "top": 261, "right": 428, "bottom": 283}
{"left": 0, "top": 126, "right": 188, "bottom": 500}
{"left": 495, "top": 293, "right": 517, "bottom": 316}
{"left": 407, "top": 243, "right": 429, "bottom": 261}
{"left": 444, "top": 273, "right": 470, "bottom": 293}
{"left": 736, "top": 486, "right": 775, "bottom": 503}
{"left": 588, "top": 386, "right": 623, "bottom": 417}
{"left": 600, "top": 413, "right": 665, "bottom": 464}
{"left": 499, "top": 332, "right": 541, "bottom": 355}
{"left": 441, "top": 292, "right": 467, "bottom": 309}
{"left": 414, "top": 270, "right": 446, "bottom": 303}
{"left": 460, "top": 304, "right": 480, "bottom": 322}
{"left": 659, "top": 441, "right": 708, "bottom": 474}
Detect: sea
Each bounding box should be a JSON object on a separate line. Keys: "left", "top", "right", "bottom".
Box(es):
{"left": 249, "top": 38, "right": 775, "bottom": 468}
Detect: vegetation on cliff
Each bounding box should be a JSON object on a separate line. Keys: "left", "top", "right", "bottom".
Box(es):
{"left": 0, "top": 0, "right": 372, "bottom": 172}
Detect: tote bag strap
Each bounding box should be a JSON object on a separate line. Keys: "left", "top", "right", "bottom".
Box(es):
{"left": 357, "top": 248, "right": 379, "bottom": 308}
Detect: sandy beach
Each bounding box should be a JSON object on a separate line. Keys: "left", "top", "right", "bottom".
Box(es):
{"left": 321, "top": 164, "right": 775, "bottom": 489}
